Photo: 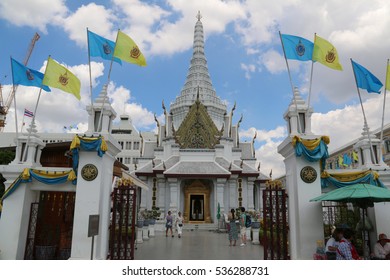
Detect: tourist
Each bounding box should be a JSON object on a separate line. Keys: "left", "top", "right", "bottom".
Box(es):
{"left": 373, "top": 233, "right": 390, "bottom": 260}
{"left": 175, "top": 211, "right": 184, "bottom": 238}
{"left": 228, "top": 209, "right": 238, "bottom": 246}
{"left": 165, "top": 211, "right": 174, "bottom": 237}
{"left": 336, "top": 229, "right": 360, "bottom": 260}
{"left": 239, "top": 207, "right": 247, "bottom": 247}
{"left": 325, "top": 228, "right": 343, "bottom": 260}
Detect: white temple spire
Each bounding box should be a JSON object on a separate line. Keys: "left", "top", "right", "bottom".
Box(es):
{"left": 170, "top": 12, "right": 227, "bottom": 129}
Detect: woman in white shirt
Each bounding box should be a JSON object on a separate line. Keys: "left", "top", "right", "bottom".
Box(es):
{"left": 175, "top": 211, "right": 184, "bottom": 238}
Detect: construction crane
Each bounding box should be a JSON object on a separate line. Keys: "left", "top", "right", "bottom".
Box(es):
{"left": 0, "top": 32, "right": 40, "bottom": 131}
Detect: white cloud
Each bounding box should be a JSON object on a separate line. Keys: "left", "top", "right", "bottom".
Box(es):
{"left": 240, "top": 126, "right": 287, "bottom": 177}
{"left": 0, "top": 0, "right": 67, "bottom": 32}
{"left": 106, "top": 82, "right": 157, "bottom": 129}
{"left": 240, "top": 63, "right": 256, "bottom": 80}
{"left": 61, "top": 3, "right": 117, "bottom": 48}
{"left": 258, "top": 49, "right": 288, "bottom": 74}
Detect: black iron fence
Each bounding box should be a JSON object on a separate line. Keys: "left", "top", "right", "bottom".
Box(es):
{"left": 108, "top": 185, "right": 137, "bottom": 260}
{"left": 262, "top": 188, "right": 289, "bottom": 260}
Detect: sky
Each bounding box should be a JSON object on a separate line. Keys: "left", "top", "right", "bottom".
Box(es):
{"left": 1, "top": 0, "right": 390, "bottom": 177}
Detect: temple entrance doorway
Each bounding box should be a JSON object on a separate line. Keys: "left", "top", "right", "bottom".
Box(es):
{"left": 183, "top": 179, "right": 212, "bottom": 223}
{"left": 190, "top": 194, "right": 204, "bottom": 221}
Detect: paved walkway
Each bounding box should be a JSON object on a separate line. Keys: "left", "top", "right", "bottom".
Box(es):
{"left": 135, "top": 230, "right": 264, "bottom": 260}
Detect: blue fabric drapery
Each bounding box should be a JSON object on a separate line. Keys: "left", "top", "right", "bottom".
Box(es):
{"left": 0, "top": 169, "right": 76, "bottom": 211}
{"left": 70, "top": 135, "right": 107, "bottom": 174}
{"left": 321, "top": 171, "right": 385, "bottom": 189}
{"left": 294, "top": 137, "right": 330, "bottom": 162}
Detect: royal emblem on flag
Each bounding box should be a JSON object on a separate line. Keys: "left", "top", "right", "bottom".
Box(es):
{"left": 103, "top": 42, "right": 111, "bottom": 54}
{"left": 325, "top": 49, "right": 336, "bottom": 63}
{"left": 295, "top": 40, "right": 306, "bottom": 56}
{"left": 58, "top": 71, "right": 69, "bottom": 86}
{"left": 130, "top": 46, "right": 141, "bottom": 59}
{"left": 26, "top": 69, "right": 34, "bottom": 81}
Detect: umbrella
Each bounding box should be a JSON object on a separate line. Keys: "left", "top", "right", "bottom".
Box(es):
{"left": 310, "top": 183, "right": 390, "bottom": 207}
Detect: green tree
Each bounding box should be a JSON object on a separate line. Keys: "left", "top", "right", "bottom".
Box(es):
{"left": 0, "top": 150, "right": 15, "bottom": 198}
{"left": 0, "top": 150, "right": 15, "bottom": 164}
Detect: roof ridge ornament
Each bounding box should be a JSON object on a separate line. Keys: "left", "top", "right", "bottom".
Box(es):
{"left": 196, "top": 11, "right": 202, "bottom": 21}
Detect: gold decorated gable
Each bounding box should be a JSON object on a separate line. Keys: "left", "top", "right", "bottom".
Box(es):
{"left": 175, "top": 94, "right": 221, "bottom": 149}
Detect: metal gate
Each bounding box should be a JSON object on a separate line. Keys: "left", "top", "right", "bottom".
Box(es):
{"left": 262, "top": 186, "right": 289, "bottom": 260}
{"left": 24, "top": 191, "right": 76, "bottom": 260}
{"left": 108, "top": 185, "right": 137, "bottom": 260}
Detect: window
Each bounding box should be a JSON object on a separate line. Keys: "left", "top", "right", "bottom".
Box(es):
{"left": 118, "top": 141, "right": 124, "bottom": 149}
{"left": 117, "top": 157, "right": 123, "bottom": 163}
{"left": 125, "top": 141, "right": 131, "bottom": 150}
{"left": 133, "top": 141, "right": 140, "bottom": 150}
{"left": 125, "top": 158, "right": 131, "bottom": 164}
{"left": 298, "top": 113, "right": 306, "bottom": 133}
{"left": 133, "top": 158, "right": 139, "bottom": 164}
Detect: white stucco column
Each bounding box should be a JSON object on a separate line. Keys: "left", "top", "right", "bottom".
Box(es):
{"left": 247, "top": 178, "right": 255, "bottom": 211}
{"left": 70, "top": 135, "right": 120, "bottom": 260}
{"left": 157, "top": 177, "right": 166, "bottom": 213}
{"left": 168, "top": 177, "right": 178, "bottom": 214}
{"left": 0, "top": 181, "right": 36, "bottom": 260}
{"left": 216, "top": 178, "right": 226, "bottom": 217}
{"left": 229, "top": 178, "right": 237, "bottom": 210}
{"left": 278, "top": 136, "right": 324, "bottom": 260}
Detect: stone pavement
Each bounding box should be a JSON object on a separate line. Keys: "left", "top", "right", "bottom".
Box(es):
{"left": 135, "top": 230, "right": 264, "bottom": 260}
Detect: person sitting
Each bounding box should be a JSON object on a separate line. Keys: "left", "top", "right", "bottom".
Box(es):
{"left": 336, "top": 229, "right": 360, "bottom": 260}
{"left": 325, "top": 228, "right": 343, "bottom": 260}
{"left": 373, "top": 233, "right": 390, "bottom": 260}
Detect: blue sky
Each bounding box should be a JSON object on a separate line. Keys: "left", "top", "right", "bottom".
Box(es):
{"left": 1, "top": 0, "right": 390, "bottom": 176}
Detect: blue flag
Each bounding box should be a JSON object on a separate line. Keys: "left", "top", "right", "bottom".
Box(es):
{"left": 351, "top": 60, "right": 383, "bottom": 93}
{"left": 11, "top": 58, "right": 51, "bottom": 92}
{"left": 280, "top": 34, "right": 314, "bottom": 61}
{"left": 88, "top": 30, "right": 122, "bottom": 65}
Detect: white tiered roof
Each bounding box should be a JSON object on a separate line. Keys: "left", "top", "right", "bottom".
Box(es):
{"left": 170, "top": 12, "right": 227, "bottom": 130}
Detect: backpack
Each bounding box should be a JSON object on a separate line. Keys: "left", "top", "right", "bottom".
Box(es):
{"left": 245, "top": 214, "right": 252, "bottom": 228}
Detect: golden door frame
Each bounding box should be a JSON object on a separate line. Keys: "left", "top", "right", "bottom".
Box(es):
{"left": 183, "top": 180, "right": 212, "bottom": 223}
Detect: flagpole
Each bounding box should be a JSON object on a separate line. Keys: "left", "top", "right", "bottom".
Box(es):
{"left": 279, "top": 31, "right": 303, "bottom": 134}
{"left": 87, "top": 28, "right": 94, "bottom": 108}
{"left": 21, "top": 54, "right": 50, "bottom": 162}
{"left": 307, "top": 60, "right": 314, "bottom": 109}
{"left": 380, "top": 59, "right": 389, "bottom": 150}
{"left": 20, "top": 112, "right": 25, "bottom": 133}
{"left": 10, "top": 57, "right": 19, "bottom": 140}
{"left": 351, "top": 58, "right": 377, "bottom": 164}
{"left": 97, "top": 30, "right": 118, "bottom": 132}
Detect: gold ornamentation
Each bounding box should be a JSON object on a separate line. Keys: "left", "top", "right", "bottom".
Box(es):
{"left": 325, "top": 49, "right": 336, "bottom": 63}
{"left": 183, "top": 180, "right": 211, "bottom": 223}
{"left": 265, "top": 179, "right": 283, "bottom": 189}
{"left": 81, "top": 164, "right": 98, "bottom": 181}
{"left": 130, "top": 46, "right": 141, "bottom": 59}
{"left": 59, "top": 71, "right": 69, "bottom": 86}
{"left": 175, "top": 89, "right": 221, "bottom": 149}
{"left": 300, "top": 166, "right": 317, "bottom": 183}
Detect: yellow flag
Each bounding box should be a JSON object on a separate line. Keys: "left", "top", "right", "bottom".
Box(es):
{"left": 312, "top": 34, "right": 343, "bottom": 71}
{"left": 113, "top": 30, "right": 146, "bottom": 66}
{"left": 42, "top": 57, "right": 81, "bottom": 100}
{"left": 386, "top": 60, "right": 390, "bottom": 90}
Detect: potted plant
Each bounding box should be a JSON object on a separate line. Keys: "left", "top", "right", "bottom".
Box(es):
{"left": 250, "top": 211, "right": 261, "bottom": 229}
{"left": 137, "top": 211, "right": 144, "bottom": 228}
